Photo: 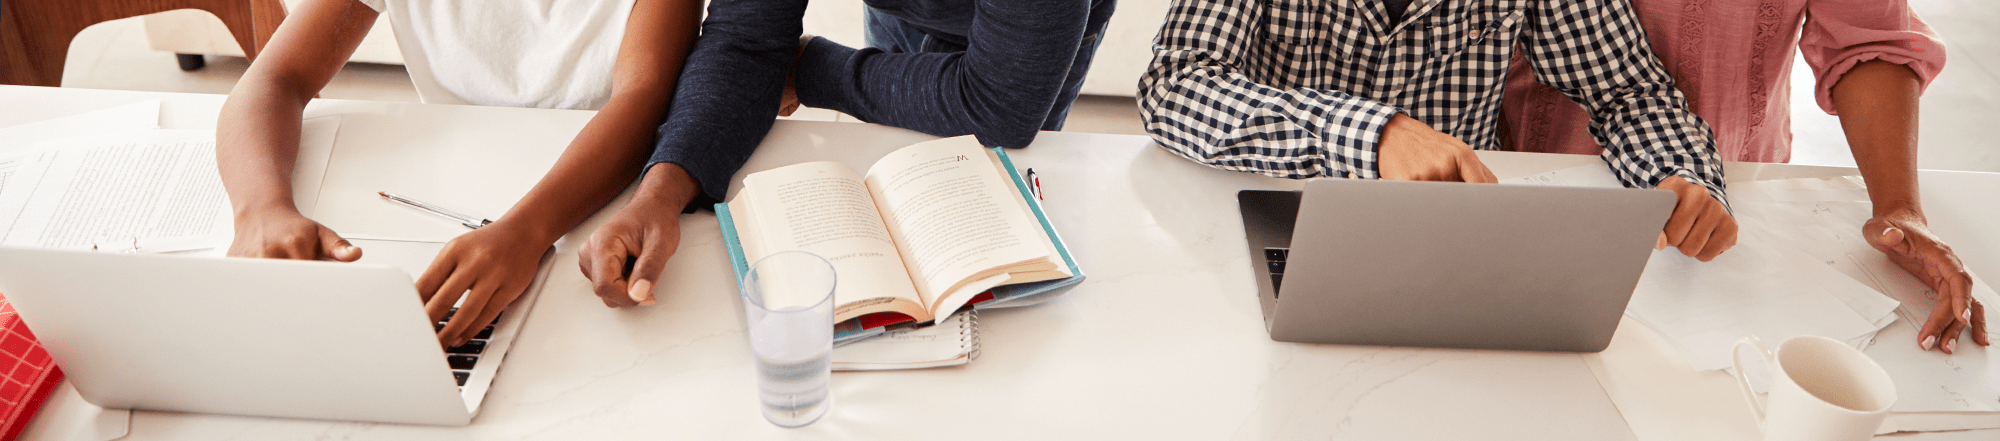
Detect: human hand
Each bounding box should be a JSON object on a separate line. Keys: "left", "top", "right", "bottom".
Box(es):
{"left": 579, "top": 198, "right": 684, "bottom": 309}
{"left": 1652, "top": 176, "right": 1736, "bottom": 262}
{"left": 1375, "top": 113, "right": 1498, "bottom": 183}
{"left": 1866, "top": 210, "right": 1988, "bottom": 353}
{"left": 415, "top": 224, "right": 552, "bottom": 347}
{"left": 226, "top": 209, "right": 362, "bottom": 261}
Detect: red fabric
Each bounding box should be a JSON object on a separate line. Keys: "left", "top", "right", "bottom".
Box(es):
{"left": 1501, "top": 0, "right": 1944, "bottom": 164}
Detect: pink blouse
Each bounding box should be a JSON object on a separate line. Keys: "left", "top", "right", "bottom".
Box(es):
{"left": 1499, "top": 0, "right": 1945, "bottom": 163}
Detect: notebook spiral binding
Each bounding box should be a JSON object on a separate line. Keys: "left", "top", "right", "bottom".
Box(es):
{"left": 963, "top": 310, "right": 982, "bottom": 360}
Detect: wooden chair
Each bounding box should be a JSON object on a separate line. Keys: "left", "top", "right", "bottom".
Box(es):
{"left": 1, "top": 0, "right": 287, "bottom": 87}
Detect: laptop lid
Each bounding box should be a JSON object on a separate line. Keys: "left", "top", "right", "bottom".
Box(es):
{"left": 0, "top": 246, "right": 475, "bottom": 425}
{"left": 1242, "top": 179, "right": 1674, "bottom": 352}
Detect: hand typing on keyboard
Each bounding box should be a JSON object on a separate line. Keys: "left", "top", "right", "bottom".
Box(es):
{"left": 417, "top": 225, "right": 549, "bottom": 347}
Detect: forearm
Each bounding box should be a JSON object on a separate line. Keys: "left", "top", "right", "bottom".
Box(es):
{"left": 217, "top": 78, "right": 312, "bottom": 219}
{"left": 1830, "top": 60, "right": 1923, "bottom": 218}
{"left": 647, "top": 0, "right": 805, "bottom": 203}
{"left": 214, "top": 0, "right": 377, "bottom": 220}
{"left": 495, "top": 0, "right": 701, "bottom": 243}
{"left": 498, "top": 94, "right": 674, "bottom": 243}
{"left": 1138, "top": 57, "right": 1398, "bottom": 179}
{"left": 795, "top": 0, "right": 1089, "bottom": 148}
{"left": 1524, "top": 0, "right": 1726, "bottom": 204}
{"left": 1589, "top": 93, "right": 1726, "bottom": 202}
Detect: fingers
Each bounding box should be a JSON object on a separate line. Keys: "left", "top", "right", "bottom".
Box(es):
{"left": 426, "top": 270, "right": 474, "bottom": 323}
{"left": 1678, "top": 206, "right": 1720, "bottom": 258}
{"left": 581, "top": 237, "right": 640, "bottom": 308}
{"left": 1456, "top": 152, "right": 1499, "bottom": 184}
{"left": 414, "top": 251, "right": 456, "bottom": 304}
{"left": 1918, "top": 296, "right": 1957, "bottom": 351}
{"left": 1941, "top": 310, "right": 1969, "bottom": 355}
{"left": 1940, "top": 276, "right": 1971, "bottom": 354}
{"left": 1661, "top": 202, "right": 1696, "bottom": 252}
{"left": 449, "top": 286, "right": 516, "bottom": 347}
{"left": 1973, "top": 300, "right": 1991, "bottom": 347}
{"left": 1698, "top": 218, "right": 1738, "bottom": 261}
{"left": 1652, "top": 177, "right": 1735, "bottom": 261}
{"left": 437, "top": 283, "right": 497, "bottom": 347}
{"left": 316, "top": 226, "right": 361, "bottom": 262}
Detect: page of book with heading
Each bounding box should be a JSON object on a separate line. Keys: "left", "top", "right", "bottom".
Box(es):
{"left": 862, "top": 137, "right": 1069, "bottom": 317}
{"left": 728, "top": 136, "right": 1071, "bottom": 325}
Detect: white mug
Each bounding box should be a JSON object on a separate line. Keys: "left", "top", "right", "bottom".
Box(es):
{"left": 1731, "top": 335, "right": 1897, "bottom": 441}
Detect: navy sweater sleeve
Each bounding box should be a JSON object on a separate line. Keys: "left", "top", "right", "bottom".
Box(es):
{"left": 793, "top": 0, "right": 1091, "bottom": 149}
{"left": 645, "top": 0, "right": 807, "bottom": 206}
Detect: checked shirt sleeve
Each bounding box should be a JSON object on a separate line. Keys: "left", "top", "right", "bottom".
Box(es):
{"left": 1520, "top": 0, "right": 1728, "bottom": 208}
{"left": 1137, "top": 0, "right": 1400, "bottom": 179}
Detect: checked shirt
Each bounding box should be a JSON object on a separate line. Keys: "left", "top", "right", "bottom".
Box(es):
{"left": 1138, "top": 0, "right": 1727, "bottom": 202}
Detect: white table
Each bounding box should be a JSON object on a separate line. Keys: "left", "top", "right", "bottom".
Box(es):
{"left": 6, "top": 85, "right": 1999, "bottom": 440}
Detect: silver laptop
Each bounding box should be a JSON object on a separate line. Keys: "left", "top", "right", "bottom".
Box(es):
{"left": 1238, "top": 179, "right": 1674, "bottom": 352}
{"left": 0, "top": 239, "right": 551, "bottom": 425}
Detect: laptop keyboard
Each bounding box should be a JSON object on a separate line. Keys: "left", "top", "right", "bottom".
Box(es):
{"left": 437, "top": 307, "right": 499, "bottom": 387}
{"left": 1264, "top": 247, "right": 1288, "bottom": 296}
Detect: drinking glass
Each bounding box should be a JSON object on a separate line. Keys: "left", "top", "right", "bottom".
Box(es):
{"left": 741, "top": 251, "right": 836, "bottom": 428}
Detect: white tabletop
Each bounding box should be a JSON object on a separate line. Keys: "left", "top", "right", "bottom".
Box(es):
{"left": 6, "top": 85, "right": 2000, "bottom": 440}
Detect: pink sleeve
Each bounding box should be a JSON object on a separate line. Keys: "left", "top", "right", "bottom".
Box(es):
{"left": 1800, "top": 0, "right": 1945, "bottom": 115}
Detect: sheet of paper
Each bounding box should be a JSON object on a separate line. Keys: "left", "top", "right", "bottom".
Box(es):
{"left": 0, "top": 130, "right": 231, "bottom": 252}
{"left": 1626, "top": 229, "right": 1895, "bottom": 372}
{"left": 1731, "top": 178, "right": 2000, "bottom": 413}
{"left": 0, "top": 101, "right": 163, "bottom": 211}
{"left": 0, "top": 100, "right": 160, "bottom": 152}
{"left": 1502, "top": 164, "right": 1625, "bottom": 188}
{"left": 1514, "top": 169, "right": 1896, "bottom": 373}
{"left": 14, "top": 381, "right": 130, "bottom": 441}
{"left": 292, "top": 115, "right": 344, "bottom": 218}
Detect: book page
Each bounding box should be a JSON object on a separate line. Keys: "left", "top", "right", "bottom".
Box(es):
{"left": 863, "top": 137, "right": 1053, "bottom": 314}
{"left": 735, "top": 162, "right": 926, "bottom": 321}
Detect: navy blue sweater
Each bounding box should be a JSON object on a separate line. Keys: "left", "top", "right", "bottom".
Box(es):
{"left": 647, "top": 0, "right": 1112, "bottom": 206}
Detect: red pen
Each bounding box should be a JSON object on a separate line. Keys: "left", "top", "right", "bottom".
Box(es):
{"left": 1025, "top": 168, "right": 1043, "bottom": 200}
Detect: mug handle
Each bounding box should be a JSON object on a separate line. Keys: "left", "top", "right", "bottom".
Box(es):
{"left": 1731, "top": 336, "right": 1774, "bottom": 423}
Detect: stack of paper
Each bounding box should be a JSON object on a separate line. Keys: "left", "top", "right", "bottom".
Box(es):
{"left": 1507, "top": 169, "right": 1900, "bottom": 372}
{"left": 1512, "top": 167, "right": 2000, "bottom": 432}
{"left": 0, "top": 101, "right": 235, "bottom": 253}
{"left": 0, "top": 102, "right": 335, "bottom": 255}
{"left": 1626, "top": 229, "right": 1899, "bottom": 371}
{"left": 1730, "top": 177, "right": 2000, "bottom": 418}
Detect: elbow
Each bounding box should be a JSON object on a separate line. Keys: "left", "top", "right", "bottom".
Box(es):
{"left": 971, "top": 122, "right": 1044, "bottom": 149}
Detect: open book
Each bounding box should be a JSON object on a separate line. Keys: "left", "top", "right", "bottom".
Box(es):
{"left": 717, "top": 136, "right": 1083, "bottom": 339}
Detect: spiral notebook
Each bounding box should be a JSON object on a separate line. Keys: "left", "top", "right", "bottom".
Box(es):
{"left": 832, "top": 310, "right": 979, "bottom": 371}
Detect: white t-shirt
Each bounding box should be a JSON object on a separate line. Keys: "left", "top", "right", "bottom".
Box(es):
{"left": 356, "top": 0, "right": 635, "bottom": 110}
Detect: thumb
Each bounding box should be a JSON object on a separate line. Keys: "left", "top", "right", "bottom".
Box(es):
{"left": 626, "top": 246, "right": 672, "bottom": 306}
{"left": 1876, "top": 225, "right": 1911, "bottom": 254}
{"left": 319, "top": 226, "right": 361, "bottom": 262}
